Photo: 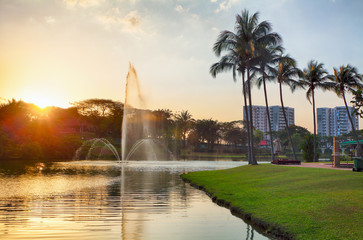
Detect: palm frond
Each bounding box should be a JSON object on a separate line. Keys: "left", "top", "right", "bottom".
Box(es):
{"left": 306, "top": 88, "right": 313, "bottom": 104}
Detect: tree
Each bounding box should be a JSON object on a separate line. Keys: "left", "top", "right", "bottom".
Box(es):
{"left": 222, "top": 121, "right": 247, "bottom": 147}
{"left": 254, "top": 129, "right": 264, "bottom": 145}
{"left": 175, "top": 110, "right": 194, "bottom": 148}
{"left": 300, "top": 60, "right": 330, "bottom": 162}
{"left": 210, "top": 9, "right": 280, "bottom": 165}
{"left": 210, "top": 20, "right": 252, "bottom": 162}
{"left": 71, "top": 99, "right": 123, "bottom": 137}
{"left": 272, "top": 56, "right": 302, "bottom": 160}
{"left": 254, "top": 44, "right": 284, "bottom": 161}
{"left": 300, "top": 133, "right": 320, "bottom": 162}
{"left": 351, "top": 87, "right": 363, "bottom": 118}
{"left": 194, "top": 119, "right": 221, "bottom": 152}
{"left": 277, "top": 125, "right": 310, "bottom": 154}
{"left": 330, "top": 65, "right": 363, "bottom": 156}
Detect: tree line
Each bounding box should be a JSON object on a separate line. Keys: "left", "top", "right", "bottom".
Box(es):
{"left": 1, "top": 97, "right": 361, "bottom": 161}
{"left": 210, "top": 9, "right": 363, "bottom": 164}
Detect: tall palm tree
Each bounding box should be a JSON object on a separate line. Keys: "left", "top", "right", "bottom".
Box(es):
{"left": 210, "top": 9, "right": 280, "bottom": 165}
{"left": 254, "top": 44, "right": 284, "bottom": 161}
{"left": 330, "top": 65, "right": 363, "bottom": 156}
{"left": 210, "top": 41, "right": 254, "bottom": 163}
{"left": 273, "top": 55, "right": 302, "bottom": 160}
{"left": 300, "top": 60, "right": 330, "bottom": 162}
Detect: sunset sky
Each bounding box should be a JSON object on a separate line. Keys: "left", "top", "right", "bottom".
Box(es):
{"left": 1, "top": 0, "right": 363, "bottom": 131}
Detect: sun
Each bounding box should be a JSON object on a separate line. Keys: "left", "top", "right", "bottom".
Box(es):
{"left": 22, "top": 94, "right": 68, "bottom": 109}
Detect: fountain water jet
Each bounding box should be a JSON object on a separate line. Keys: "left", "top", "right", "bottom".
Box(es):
{"left": 73, "top": 138, "right": 120, "bottom": 161}
{"left": 121, "top": 63, "right": 172, "bottom": 161}
{"left": 73, "top": 63, "right": 172, "bottom": 161}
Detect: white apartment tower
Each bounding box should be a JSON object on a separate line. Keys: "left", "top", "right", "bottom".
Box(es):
{"left": 269, "top": 106, "right": 295, "bottom": 132}
{"left": 243, "top": 105, "right": 295, "bottom": 133}
{"left": 317, "top": 106, "right": 359, "bottom": 136}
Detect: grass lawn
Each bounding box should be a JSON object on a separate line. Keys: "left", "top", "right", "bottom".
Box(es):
{"left": 181, "top": 164, "right": 363, "bottom": 240}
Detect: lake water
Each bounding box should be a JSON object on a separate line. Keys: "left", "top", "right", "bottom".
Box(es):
{"left": 0, "top": 160, "right": 269, "bottom": 240}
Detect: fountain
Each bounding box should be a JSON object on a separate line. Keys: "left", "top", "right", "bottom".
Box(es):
{"left": 121, "top": 63, "right": 173, "bottom": 161}
{"left": 73, "top": 138, "right": 120, "bottom": 161}
{"left": 73, "top": 63, "right": 172, "bottom": 161}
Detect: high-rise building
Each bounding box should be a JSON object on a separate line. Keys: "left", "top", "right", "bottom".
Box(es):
{"left": 243, "top": 105, "right": 268, "bottom": 133}
{"left": 243, "top": 105, "right": 295, "bottom": 134}
{"left": 317, "top": 106, "right": 359, "bottom": 136}
{"left": 269, "top": 106, "right": 295, "bottom": 132}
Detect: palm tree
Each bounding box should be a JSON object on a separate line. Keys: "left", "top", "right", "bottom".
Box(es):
{"left": 300, "top": 60, "right": 330, "bottom": 162}
{"left": 210, "top": 9, "right": 280, "bottom": 165}
{"left": 210, "top": 40, "right": 253, "bottom": 163}
{"left": 175, "top": 110, "right": 194, "bottom": 148}
{"left": 330, "top": 65, "right": 363, "bottom": 156}
{"left": 254, "top": 44, "right": 284, "bottom": 161}
{"left": 273, "top": 55, "right": 302, "bottom": 160}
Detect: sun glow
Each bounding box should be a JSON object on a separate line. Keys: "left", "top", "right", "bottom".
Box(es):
{"left": 22, "top": 93, "right": 68, "bottom": 109}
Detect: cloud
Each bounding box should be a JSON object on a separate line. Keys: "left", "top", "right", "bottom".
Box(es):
{"left": 44, "top": 16, "right": 55, "bottom": 24}
{"left": 215, "top": 0, "right": 239, "bottom": 13}
{"left": 63, "top": 0, "right": 104, "bottom": 8}
{"left": 210, "top": 0, "right": 218, "bottom": 2}
{"left": 175, "top": 5, "right": 189, "bottom": 13}
{"left": 97, "top": 8, "right": 144, "bottom": 34}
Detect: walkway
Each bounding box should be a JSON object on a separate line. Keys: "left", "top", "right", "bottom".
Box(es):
{"left": 288, "top": 162, "right": 353, "bottom": 171}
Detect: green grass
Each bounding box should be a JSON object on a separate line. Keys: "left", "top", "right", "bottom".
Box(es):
{"left": 182, "top": 164, "right": 363, "bottom": 240}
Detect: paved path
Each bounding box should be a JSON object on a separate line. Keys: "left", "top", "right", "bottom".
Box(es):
{"left": 287, "top": 162, "right": 353, "bottom": 171}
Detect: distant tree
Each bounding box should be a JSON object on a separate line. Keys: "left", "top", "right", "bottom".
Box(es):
{"left": 175, "top": 110, "right": 194, "bottom": 148}
{"left": 300, "top": 133, "right": 320, "bottom": 162}
{"left": 194, "top": 119, "right": 221, "bottom": 152}
{"left": 150, "top": 109, "right": 174, "bottom": 139}
{"left": 187, "top": 129, "right": 202, "bottom": 152}
{"left": 222, "top": 121, "right": 247, "bottom": 147}
{"left": 71, "top": 99, "right": 122, "bottom": 137}
{"left": 21, "top": 142, "right": 43, "bottom": 160}
{"left": 254, "top": 129, "right": 264, "bottom": 145}
{"left": 291, "top": 133, "right": 304, "bottom": 152}
{"left": 277, "top": 125, "right": 310, "bottom": 154}
{"left": 72, "top": 99, "right": 118, "bottom": 117}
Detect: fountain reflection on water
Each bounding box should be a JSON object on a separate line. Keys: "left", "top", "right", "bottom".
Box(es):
{"left": 0, "top": 161, "right": 269, "bottom": 240}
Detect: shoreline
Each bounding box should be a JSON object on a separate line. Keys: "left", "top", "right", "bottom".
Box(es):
{"left": 181, "top": 177, "right": 293, "bottom": 240}
{"left": 181, "top": 164, "right": 362, "bottom": 240}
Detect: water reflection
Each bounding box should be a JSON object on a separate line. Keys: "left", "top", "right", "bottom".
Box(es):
{"left": 0, "top": 161, "right": 269, "bottom": 240}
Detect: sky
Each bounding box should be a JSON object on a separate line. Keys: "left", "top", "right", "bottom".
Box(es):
{"left": 1, "top": 0, "right": 363, "bottom": 132}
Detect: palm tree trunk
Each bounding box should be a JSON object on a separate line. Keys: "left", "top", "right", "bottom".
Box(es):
{"left": 312, "top": 90, "right": 317, "bottom": 162}
{"left": 279, "top": 82, "right": 297, "bottom": 160}
{"left": 242, "top": 73, "right": 252, "bottom": 163}
{"left": 247, "top": 67, "right": 257, "bottom": 165}
{"left": 263, "top": 76, "right": 274, "bottom": 162}
{"left": 342, "top": 91, "right": 361, "bottom": 156}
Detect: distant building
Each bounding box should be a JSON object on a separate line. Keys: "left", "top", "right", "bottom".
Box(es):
{"left": 243, "top": 105, "right": 268, "bottom": 133}
{"left": 243, "top": 105, "right": 295, "bottom": 135}
{"left": 269, "top": 106, "right": 295, "bottom": 132}
{"left": 317, "top": 106, "right": 359, "bottom": 136}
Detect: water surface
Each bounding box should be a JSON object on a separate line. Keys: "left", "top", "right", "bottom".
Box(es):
{"left": 0, "top": 160, "right": 269, "bottom": 240}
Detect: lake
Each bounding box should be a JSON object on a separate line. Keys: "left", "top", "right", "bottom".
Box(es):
{"left": 0, "top": 160, "right": 269, "bottom": 240}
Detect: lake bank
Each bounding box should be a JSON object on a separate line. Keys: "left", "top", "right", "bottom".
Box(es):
{"left": 181, "top": 164, "right": 363, "bottom": 240}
